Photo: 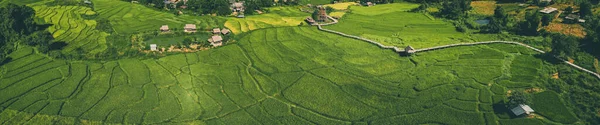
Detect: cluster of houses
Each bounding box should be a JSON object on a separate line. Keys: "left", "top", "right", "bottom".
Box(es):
{"left": 209, "top": 28, "right": 230, "bottom": 47}
{"left": 305, "top": 5, "right": 329, "bottom": 24}
{"left": 536, "top": 0, "right": 586, "bottom": 24}
{"left": 150, "top": 24, "right": 230, "bottom": 51}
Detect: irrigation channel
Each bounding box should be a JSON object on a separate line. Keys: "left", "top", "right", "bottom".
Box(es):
{"left": 313, "top": 16, "right": 600, "bottom": 79}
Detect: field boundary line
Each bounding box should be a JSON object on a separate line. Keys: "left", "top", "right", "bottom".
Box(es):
{"left": 314, "top": 16, "right": 600, "bottom": 79}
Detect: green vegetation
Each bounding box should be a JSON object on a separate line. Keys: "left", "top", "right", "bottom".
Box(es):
{"left": 326, "top": 3, "right": 498, "bottom": 48}
{"left": 224, "top": 7, "right": 309, "bottom": 34}
{"left": 1, "top": 26, "right": 578, "bottom": 124}
{"left": 1, "top": 0, "right": 600, "bottom": 124}
{"left": 532, "top": 91, "right": 578, "bottom": 124}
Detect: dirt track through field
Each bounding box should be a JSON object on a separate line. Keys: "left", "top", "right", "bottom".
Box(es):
{"left": 314, "top": 15, "right": 600, "bottom": 79}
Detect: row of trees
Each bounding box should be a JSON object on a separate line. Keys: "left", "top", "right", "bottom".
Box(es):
{"left": 0, "top": 4, "right": 55, "bottom": 65}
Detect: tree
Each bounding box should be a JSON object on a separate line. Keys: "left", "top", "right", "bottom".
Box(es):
{"left": 440, "top": 0, "right": 472, "bottom": 20}
{"left": 507, "top": 90, "right": 532, "bottom": 108}
{"left": 541, "top": 14, "right": 553, "bottom": 26}
{"left": 517, "top": 11, "right": 541, "bottom": 36}
{"left": 580, "top": 1, "right": 593, "bottom": 18}
{"left": 551, "top": 34, "right": 579, "bottom": 58}
{"left": 484, "top": 6, "right": 508, "bottom": 33}
{"left": 564, "top": 6, "right": 573, "bottom": 14}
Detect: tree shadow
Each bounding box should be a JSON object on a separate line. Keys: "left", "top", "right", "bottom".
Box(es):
{"left": 0, "top": 57, "right": 12, "bottom": 66}
{"left": 493, "top": 102, "right": 520, "bottom": 119}
{"left": 49, "top": 41, "right": 68, "bottom": 50}
{"left": 534, "top": 53, "right": 563, "bottom": 65}
{"left": 37, "top": 24, "right": 53, "bottom": 30}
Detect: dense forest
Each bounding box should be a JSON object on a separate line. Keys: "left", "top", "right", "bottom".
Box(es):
{"left": 0, "top": 4, "right": 55, "bottom": 65}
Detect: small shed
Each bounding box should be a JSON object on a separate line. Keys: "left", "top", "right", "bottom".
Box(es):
{"left": 405, "top": 45, "right": 416, "bottom": 54}
{"left": 150, "top": 44, "right": 158, "bottom": 51}
{"left": 210, "top": 35, "right": 224, "bottom": 47}
{"left": 160, "top": 25, "right": 169, "bottom": 32}
{"left": 84, "top": 0, "right": 92, "bottom": 4}
{"left": 221, "top": 29, "right": 231, "bottom": 35}
{"left": 213, "top": 28, "right": 221, "bottom": 34}
{"left": 540, "top": 0, "right": 551, "bottom": 2}
{"left": 539, "top": 7, "right": 557, "bottom": 14}
{"left": 306, "top": 17, "right": 316, "bottom": 24}
{"left": 511, "top": 104, "right": 534, "bottom": 116}
{"left": 184, "top": 24, "right": 197, "bottom": 33}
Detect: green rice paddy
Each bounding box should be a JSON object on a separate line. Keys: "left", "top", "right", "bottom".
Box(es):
{"left": 0, "top": 1, "right": 593, "bottom": 124}
{"left": 326, "top": 3, "right": 499, "bottom": 49}
{"left": 0, "top": 26, "right": 581, "bottom": 124}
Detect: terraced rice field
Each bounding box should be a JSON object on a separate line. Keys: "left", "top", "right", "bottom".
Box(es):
{"left": 31, "top": 5, "right": 110, "bottom": 55}
{"left": 93, "top": 0, "right": 224, "bottom": 34}
{"left": 326, "top": 3, "right": 499, "bottom": 49}
{"left": 0, "top": 26, "right": 581, "bottom": 124}
{"left": 224, "top": 7, "right": 309, "bottom": 34}
{"left": 21, "top": 0, "right": 224, "bottom": 56}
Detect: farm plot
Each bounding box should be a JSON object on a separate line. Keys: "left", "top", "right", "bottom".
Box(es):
{"left": 92, "top": 0, "right": 224, "bottom": 34}
{"left": 326, "top": 3, "right": 497, "bottom": 49}
{"left": 0, "top": 27, "right": 594, "bottom": 124}
{"left": 224, "top": 7, "right": 309, "bottom": 34}
{"left": 31, "top": 5, "right": 109, "bottom": 55}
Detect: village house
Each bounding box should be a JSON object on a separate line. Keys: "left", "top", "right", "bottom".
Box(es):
{"left": 184, "top": 24, "right": 197, "bottom": 33}
{"left": 565, "top": 14, "right": 586, "bottom": 23}
{"left": 316, "top": 5, "right": 327, "bottom": 22}
{"left": 213, "top": 28, "right": 221, "bottom": 34}
{"left": 539, "top": 7, "right": 557, "bottom": 14}
{"left": 84, "top": 0, "right": 92, "bottom": 4}
{"left": 160, "top": 25, "right": 169, "bottom": 32}
{"left": 231, "top": 2, "right": 245, "bottom": 12}
{"left": 208, "top": 35, "right": 224, "bottom": 47}
{"left": 150, "top": 44, "right": 158, "bottom": 51}
{"left": 405, "top": 45, "right": 416, "bottom": 54}
{"left": 221, "top": 29, "right": 231, "bottom": 35}
{"left": 511, "top": 104, "right": 534, "bottom": 116}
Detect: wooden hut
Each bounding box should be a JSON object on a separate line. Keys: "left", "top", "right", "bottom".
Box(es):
{"left": 405, "top": 45, "right": 416, "bottom": 54}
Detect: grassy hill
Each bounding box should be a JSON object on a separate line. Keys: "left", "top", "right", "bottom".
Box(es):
{"left": 0, "top": 26, "right": 580, "bottom": 124}
{"left": 0, "top": 1, "right": 596, "bottom": 125}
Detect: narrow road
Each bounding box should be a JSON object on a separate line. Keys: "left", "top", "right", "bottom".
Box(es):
{"left": 313, "top": 15, "right": 600, "bottom": 79}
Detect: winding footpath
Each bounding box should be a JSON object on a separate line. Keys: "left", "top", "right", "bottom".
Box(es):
{"left": 313, "top": 16, "right": 600, "bottom": 79}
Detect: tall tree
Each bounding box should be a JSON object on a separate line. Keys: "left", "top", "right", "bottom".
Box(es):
{"left": 551, "top": 34, "right": 579, "bottom": 58}
{"left": 541, "top": 14, "right": 553, "bottom": 26}
{"left": 517, "top": 11, "right": 541, "bottom": 36}
{"left": 580, "top": 1, "right": 593, "bottom": 18}
{"left": 507, "top": 90, "right": 532, "bottom": 108}
{"left": 440, "top": 0, "right": 472, "bottom": 20}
